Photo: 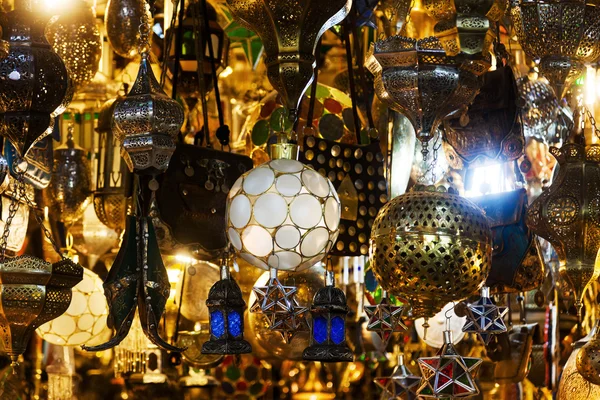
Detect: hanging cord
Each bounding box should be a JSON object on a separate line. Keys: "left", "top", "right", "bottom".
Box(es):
{"left": 350, "top": 8, "right": 374, "bottom": 131}
{"left": 0, "top": 175, "right": 22, "bottom": 261}
{"left": 170, "top": 0, "right": 185, "bottom": 98}
{"left": 190, "top": 0, "right": 212, "bottom": 148}
{"left": 343, "top": 18, "right": 362, "bottom": 144}
{"left": 161, "top": 0, "right": 181, "bottom": 90}
{"left": 306, "top": 38, "right": 322, "bottom": 131}
{"left": 200, "top": 0, "right": 230, "bottom": 149}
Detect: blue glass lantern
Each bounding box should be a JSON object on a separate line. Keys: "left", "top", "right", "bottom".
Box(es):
{"left": 303, "top": 270, "right": 353, "bottom": 362}
{"left": 202, "top": 260, "right": 251, "bottom": 355}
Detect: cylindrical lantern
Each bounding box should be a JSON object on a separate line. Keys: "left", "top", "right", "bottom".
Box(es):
{"left": 370, "top": 185, "right": 492, "bottom": 320}
{"left": 0, "top": 2, "right": 70, "bottom": 157}
{"left": 94, "top": 97, "right": 131, "bottom": 233}
{"left": 46, "top": 1, "right": 102, "bottom": 93}
{"left": 302, "top": 270, "right": 353, "bottom": 362}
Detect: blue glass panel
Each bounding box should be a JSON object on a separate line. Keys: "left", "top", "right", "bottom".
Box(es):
{"left": 313, "top": 316, "right": 328, "bottom": 344}
{"left": 210, "top": 310, "right": 225, "bottom": 338}
{"left": 228, "top": 310, "right": 242, "bottom": 337}
{"left": 331, "top": 316, "right": 345, "bottom": 345}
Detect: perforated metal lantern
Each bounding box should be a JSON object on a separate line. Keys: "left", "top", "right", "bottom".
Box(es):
{"left": 511, "top": 0, "right": 600, "bottom": 100}
{"left": 225, "top": 0, "right": 352, "bottom": 120}
{"left": 0, "top": 3, "right": 70, "bottom": 158}
{"left": 518, "top": 75, "right": 560, "bottom": 143}
{"left": 526, "top": 122, "right": 600, "bottom": 315}
{"left": 94, "top": 97, "right": 130, "bottom": 233}
{"left": 105, "top": 0, "right": 148, "bottom": 59}
{"left": 46, "top": 1, "right": 102, "bottom": 93}
{"left": 366, "top": 36, "right": 488, "bottom": 150}
{"left": 113, "top": 54, "right": 184, "bottom": 174}
{"left": 0, "top": 255, "right": 83, "bottom": 365}
{"left": 369, "top": 185, "right": 492, "bottom": 319}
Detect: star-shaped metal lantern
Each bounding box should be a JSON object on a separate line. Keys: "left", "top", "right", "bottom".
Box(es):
{"left": 417, "top": 331, "right": 482, "bottom": 398}
{"left": 462, "top": 286, "right": 508, "bottom": 345}
{"left": 375, "top": 354, "right": 420, "bottom": 400}
{"left": 365, "top": 291, "right": 408, "bottom": 346}
{"left": 251, "top": 269, "right": 298, "bottom": 315}
{"left": 268, "top": 300, "right": 309, "bottom": 343}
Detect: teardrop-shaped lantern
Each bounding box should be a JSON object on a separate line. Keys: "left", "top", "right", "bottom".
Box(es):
{"left": 225, "top": 0, "right": 352, "bottom": 120}
{"left": 0, "top": 3, "right": 70, "bottom": 157}
{"left": 105, "top": 0, "right": 148, "bottom": 59}
{"left": 113, "top": 54, "right": 184, "bottom": 174}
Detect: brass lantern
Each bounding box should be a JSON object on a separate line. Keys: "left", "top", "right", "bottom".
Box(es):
{"left": 366, "top": 36, "right": 488, "bottom": 152}
{"left": 0, "top": 2, "right": 70, "bottom": 157}
{"left": 226, "top": 0, "right": 352, "bottom": 120}
{"left": 46, "top": 1, "right": 102, "bottom": 93}
{"left": 369, "top": 185, "right": 492, "bottom": 320}
{"left": 511, "top": 0, "right": 600, "bottom": 99}
{"left": 105, "top": 0, "right": 148, "bottom": 59}
{"left": 94, "top": 97, "right": 131, "bottom": 234}
{"left": 0, "top": 255, "right": 83, "bottom": 365}
{"left": 526, "top": 110, "right": 600, "bottom": 315}
{"left": 113, "top": 53, "right": 185, "bottom": 175}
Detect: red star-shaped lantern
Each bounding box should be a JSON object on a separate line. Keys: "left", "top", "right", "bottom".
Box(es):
{"left": 365, "top": 291, "right": 408, "bottom": 346}
{"left": 417, "top": 331, "right": 482, "bottom": 398}
{"left": 375, "top": 354, "right": 420, "bottom": 400}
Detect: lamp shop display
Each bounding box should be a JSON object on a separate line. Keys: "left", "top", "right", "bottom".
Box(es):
{"left": 3, "top": 0, "right": 600, "bottom": 398}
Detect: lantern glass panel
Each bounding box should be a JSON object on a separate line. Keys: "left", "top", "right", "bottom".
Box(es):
{"left": 314, "top": 316, "right": 328, "bottom": 344}
{"left": 227, "top": 310, "right": 242, "bottom": 337}
{"left": 211, "top": 310, "right": 225, "bottom": 338}
{"left": 330, "top": 316, "right": 345, "bottom": 345}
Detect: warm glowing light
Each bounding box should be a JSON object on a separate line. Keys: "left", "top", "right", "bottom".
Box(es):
{"left": 166, "top": 268, "right": 181, "bottom": 283}
{"left": 464, "top": 163, "right": 514, "bottom": 198}
{"left": 41, "top": 0, "right": 72, "bottom": 15}
{"left": 220, "top": 66, "right": 233, "bottom": 78}
{"left": 174, "top": 254, "right": 194, "bottom": 264}
{"left": 585, "top": 66, "right": 597, "bottom": 106}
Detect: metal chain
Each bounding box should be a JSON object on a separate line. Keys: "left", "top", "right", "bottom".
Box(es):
{"left": 138, "top": 2, "right": 152, "bottom": 56}
{"left": 585, "top": 107, "right": 600, "bottom": 139}
{"left": 0, "top": 176, "right": 22, "bottom": 261}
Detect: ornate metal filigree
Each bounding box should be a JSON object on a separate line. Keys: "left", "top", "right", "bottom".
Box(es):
{"left": 511, "top": 0, "right": 600, "bottom": 99}
{"left": 0, "top": 4, "right": 70, "bottom": 157}
{"left": 104, "top": 0, "right": 148, "bottom": 59}
{"left": 366, "top": 36, "right": 489, "bottom": 149}
{"left": 0, "top": 255, "right": 82, "bottom": 365}
{"left": 370, "top": 185, "right": 492, "bottom": 319}
{"left": 113, "top": 54, "right": 184, "bottom": 174}
{"left": 226, "top": 0, "right": 352, "bottom": 120}
{"left": 526, "top": 120, "right": 600, "bottom": 315}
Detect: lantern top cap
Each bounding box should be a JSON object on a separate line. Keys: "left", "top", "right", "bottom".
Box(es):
{"left": 206, "top": 278, "right": 246, "bottom": 308}
{"left": 312, "top": 285, "right": 348, "bottom": 312}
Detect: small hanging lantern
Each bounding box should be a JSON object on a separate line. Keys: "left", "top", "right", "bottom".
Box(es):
{"left": 364, "top": 290, "right": 407, "bottom": 347}
{"left": 462, "top": 286, "right": 507, "bottom": 345}
{"left": 93, "top": 96, "right": 131, "bottom": 233}
{"left": 302, "top": 270, "right": 353, "bottom": 362}
{"left": 374, "top": 354, "right": 420, "bottom": 399}
{"left": 202, "top": 256, "right": 252, "bottom": 355}
{"left": 417, "top": 330, "right": 483, "bottom": 398}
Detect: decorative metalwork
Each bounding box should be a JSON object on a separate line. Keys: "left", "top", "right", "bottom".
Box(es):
{"left": 526, "top": 111, "right": 600, "bottom": 315}
{"left": 374, "top": 354, "right": 420, "bottom": 400}
{"left": 370, "top": 185, "right": 492, "bottom": 319}
{"left": 302, "top": 270, "right": 353, "bottom": 362}
{"left": 46, "top": 128, "right": 92, "bottom": 224}
{"left": 5, "top": 135, "right": 53, "bottom": 190}
{"left": 518, "top": 75, "right": 561, "bottom": 142}
{"left": 226, "top": 158, "right": 340, "bottom": 272}
{"left": 113, "top": 53, "right": 184, "bottom": 174}
{"left": 226, "top": 0, "right": 352, "bottom": 120}
{"left": 0, "top": 255, "right": 83, "bottom": 365}
{"left": 366, "top": 36, "right": 489, "bottom": 151}
{"left": 443, "top": 60, "right": 524, "bottom": 169}
{"left": 511, "top": 0, "right": 600, "bottom": 99}
{"left": 301, "top": 136, "right": 388, "bottom": 256}
{"left": 46, "top": 1, "right": 102, "bottom": 93}
{"left": 378, "top": 0, "right": 413, "bottom": 37}
{"left": 417, "top": 330, "right": 482, "bottom": 398}
{"left": 202, "top": 262, "right": 252, "bottom": 355}
{"left": 462, "top": 286, "right": 507, "bottom": 345}
{"left": 364, "top": 291, "right": 407, "bottom": 346}
{"left": 94, "top": 97, "right": 130, "bottom": 234}
{"left": 0, "top": 2, "right": 70, "bottom": 157}
{"left": 104, "top": 0, "right": 148, "bottom": 59}
{"left": 577, "top": 322, "right": 600, "bottom": 385}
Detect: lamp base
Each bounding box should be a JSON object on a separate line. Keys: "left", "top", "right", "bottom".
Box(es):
{"left": 201, "top": 338, "right": 252, "bottom": 355}
{"left": 302, "top": 344, "right": 353, "bottom": 362}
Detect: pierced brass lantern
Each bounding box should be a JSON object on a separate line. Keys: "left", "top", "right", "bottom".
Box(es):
{"left": 369, "top": 185, "right": 492, "bottom": 319}
{"left": 105, "top": 0, "right": 148, "bottom": 59}
{"left": 0, "top": 3, "right": 70, "bottom": 158}
{"left": 526, "top": 111, "right": 600, "bottom": 315}
{"left": 113, "top": 54, "right": 184, "bottom": 175}
{"left": 366, "top": 36, "right": 488, "bottom": 151}
{"left": 225, "top": 0, "right": 352, "bottom": 120}
{"left": 0, "top": 255, "right": 83, "bottom": 365}
{"left": 46, "top": 1, "right": 102, "bottom": 94}
{"left": 511, "top": 0, "right": 600, "bottom": 99}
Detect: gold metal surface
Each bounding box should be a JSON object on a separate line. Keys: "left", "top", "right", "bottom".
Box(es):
{"left": 226, "top": 0, "right": 352, "bottom": 120}
{"left": 369, "top": 185, "right": 492, "bottom": 319}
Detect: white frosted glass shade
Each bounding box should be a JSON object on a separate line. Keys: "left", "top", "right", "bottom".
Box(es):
{"left": 226, "top": 159, "right": 341, "bottom": 271}
{"left": 37, "top": 268, "right": 110, "bottom": 347}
